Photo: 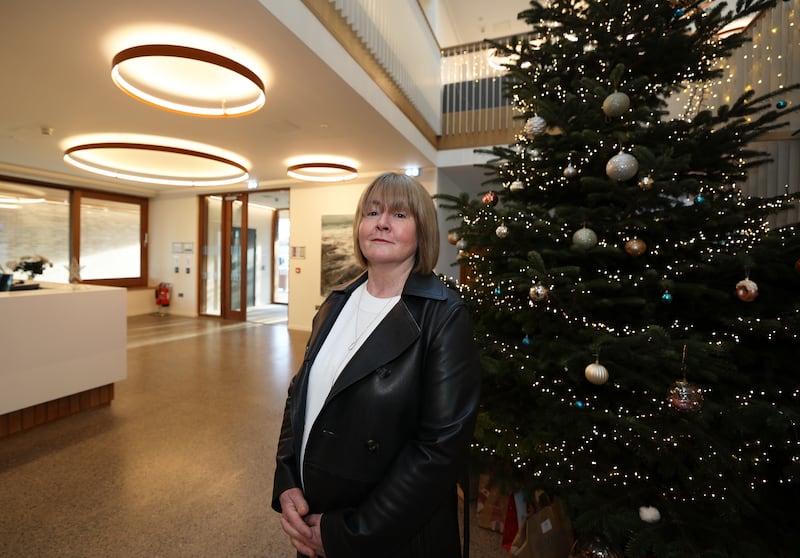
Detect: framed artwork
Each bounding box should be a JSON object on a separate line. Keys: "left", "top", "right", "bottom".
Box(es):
{"left": 320, "top": 214, "right": 362, "bottom": 296}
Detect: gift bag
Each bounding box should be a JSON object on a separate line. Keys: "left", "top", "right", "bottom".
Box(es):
{"left": 476, "top": 474, "right": 510, "bottom": 532}
{"left": 510, "top": 492, "right": 574, "bottom": 558}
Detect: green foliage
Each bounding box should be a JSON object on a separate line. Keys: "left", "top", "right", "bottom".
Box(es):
{"left": 439, "top": 1, "right": 799, "bottom": 556}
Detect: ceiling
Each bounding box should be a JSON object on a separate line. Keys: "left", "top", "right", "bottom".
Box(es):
{"left": 0, "top": 0, "right": 531, "bottom": 207}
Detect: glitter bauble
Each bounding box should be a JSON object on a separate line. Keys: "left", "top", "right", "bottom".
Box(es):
{"left": 624, "top": 238, "right": 647, "bottom": 257}
{"left": 638, "top": 175, "right": 654, "bottom": 190}
{"left": 524, "top": 115, "right": 547, "bottom": 137}
{"left": 569, "top": 534, "right": 623, "bottom": 558}
{"left": 563, "top": 164, "right": 578, "bottom": 179}
{"left": 735, "top": 278, "right": 759, "bottom": 302}
{"left": 482, "top": 191, "right": 498, "bottom": 206}
{"left": 601, "top": 91, "right": 630, "bottom": 118}
{"left": 572, "top": 227, "right": 598, "bottom": 250}
{"left": 606, "top": 152, "right": 639, "bottom": 181}
{"left": 584, "top": 360, "right": 609, "bottom": 385}
{"left": 668, "top": 379, "right": 703, "bottom": 412}
{"left": 529, "top": 283, "right": 549, "bottom": 301}
{"left": 447, "top": 231, "right": 461, "bottom": 245}
{"left": 495, "top": 224, "right": 509, "bottom": 238}
{"left": 509, "top": 180, "right": 525, "bottom": 192}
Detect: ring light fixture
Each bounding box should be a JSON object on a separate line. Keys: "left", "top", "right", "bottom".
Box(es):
{"left": 287, "top": 162, "right": 358, "bottom": 183}
{"left": 64, "top": 142, "right": 249, "bottom": 187}
{"left": 111, "top": 44, "right": 265, "bottom": 117}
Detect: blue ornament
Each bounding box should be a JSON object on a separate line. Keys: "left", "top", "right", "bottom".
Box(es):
{"left": 522, "top": 335, "right": 531, "bottom": 345}
{"left": 673, "top": 8, "right": 684, "bottom": 18}
{"left": 776, "top": 100, "right": 787, "bottom": 109}
{"left": 662, "top": 292, "right": 673, "bottom": 303}
{"left": 695, "top": 195, "right": 705, "bottom": 203}
{"left": 575, "top": 401, "right": 585, "bottom": 408}
{"left": 494, "top": 287, "right": 502, "bottom": 296}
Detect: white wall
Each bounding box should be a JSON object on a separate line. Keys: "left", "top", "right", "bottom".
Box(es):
{"left": 148, "top": 196, "right": 199, "bottom": 316}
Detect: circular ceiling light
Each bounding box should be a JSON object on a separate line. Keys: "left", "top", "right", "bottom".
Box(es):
{"left": 64, "top": 142, "right": 249, "bottom": 187}
{"left": 287, "top": 162, "right": 358, "bottom": 183}
{"left": 111, "top": 45, "right": 265, "bottom": 117}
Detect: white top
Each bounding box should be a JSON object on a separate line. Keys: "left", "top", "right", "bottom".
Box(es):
{"left": 300, "top": 282, "right": 400, "bottom": 485}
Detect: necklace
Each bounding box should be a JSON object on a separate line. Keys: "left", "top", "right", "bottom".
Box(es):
{"left": 347, "top": 285, "right": 396, "bottom": 350}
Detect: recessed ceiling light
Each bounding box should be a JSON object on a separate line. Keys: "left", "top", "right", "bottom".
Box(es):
{"left": 287, "top": 162, "right": 358, "bottom": 183}
{"left": 64, "top": 142, "right": 249, "bottom": 186}
{"left": 111, "top": 44, "right": 265, "bottom": 117}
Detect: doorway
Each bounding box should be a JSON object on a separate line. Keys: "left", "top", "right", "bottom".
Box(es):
{"left": 199, "top": 190, "right": 289, "bottom": 320}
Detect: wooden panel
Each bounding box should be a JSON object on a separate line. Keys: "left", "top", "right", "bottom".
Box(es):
{"left": 0, "top": 383, "right": 115, "bottom": 440}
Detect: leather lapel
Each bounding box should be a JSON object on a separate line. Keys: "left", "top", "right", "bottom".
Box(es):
{"left": 328, "top": 302, "right": 420, "bottom": 400}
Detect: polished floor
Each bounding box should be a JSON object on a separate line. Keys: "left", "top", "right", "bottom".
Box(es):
{"left": 0, "top": 311, "right": 508, "bottom": 557}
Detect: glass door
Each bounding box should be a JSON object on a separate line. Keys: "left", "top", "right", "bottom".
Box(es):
{"left": 199, "top": 193, "right": 247, "bottom": 319}
{"left": 200, "top": 190, "right": 288, "bottom": 319}
{"left": 224, "top": 194, "right": 246, "bottom": 320}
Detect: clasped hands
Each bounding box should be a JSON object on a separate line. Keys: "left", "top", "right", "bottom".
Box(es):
{"left": 279, "top": 488, "right": 326, "bottom": 557}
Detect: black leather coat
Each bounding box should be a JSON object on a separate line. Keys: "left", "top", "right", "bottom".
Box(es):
{"left": 272, "top": 272, "right": 481, "bottom": 557}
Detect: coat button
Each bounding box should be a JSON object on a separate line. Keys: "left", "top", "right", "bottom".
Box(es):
{"left": 376, "top": 367, "right": 392, "bottom": 379}
{"left": 366, "top": 439, "right": 380, "bottom": 453}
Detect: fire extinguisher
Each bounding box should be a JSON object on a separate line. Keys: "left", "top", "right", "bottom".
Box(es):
{"left": 155, "top": 282, "right": 171, "bottom": 307}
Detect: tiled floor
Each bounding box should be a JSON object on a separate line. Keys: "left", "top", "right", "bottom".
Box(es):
{"left": 0, "top": 312, "right": 508, "bottom": 557}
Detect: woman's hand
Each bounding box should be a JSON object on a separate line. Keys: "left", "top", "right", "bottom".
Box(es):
{"left": 278, "top": 488, "right": 320, "bottom": 557}
{"left": 304, "top": 513, "right": 325, "bottom": 557}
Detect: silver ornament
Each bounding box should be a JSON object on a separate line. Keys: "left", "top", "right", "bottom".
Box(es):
{"left": 563, "top": 164, "right": 577, "bottom": 179}
{"left": 572, "top": 227, "right": 598, "bottom": 249}
{"left": 456, "top": 238, "right": 468, "bottom": 251}
{"left": 524, "top": 115, "right": 547, "bottom": 137}
{"left": 495, "top": 224, "right": 509, "bottom": 238}
{"left": 606, "top": 151, "right": 639, "bottom": 181}
{"left": 509, "top": 180, "right": 525, "bottom": 192}
{"left": 602, "top": 91, "right": 631, "bottom": 117}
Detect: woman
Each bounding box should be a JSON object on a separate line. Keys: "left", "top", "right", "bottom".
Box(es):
{"left": 272, "top": 172, "right": 482, "bottom": 557}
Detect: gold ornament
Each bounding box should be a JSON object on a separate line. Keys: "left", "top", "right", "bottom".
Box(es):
{"left": 529, "top": 282, "right": 549, "bottom": 301}
{"left": 447, "top": 231, "right": 461, "bottom": 245}
{"left": 638, "top": 175, "right": 654, "bottom": 190}
{"left": 584, "top": 357, "right": 609, "bottom": 385}
{"left": 624, "top": 238, "right": 647, "bottom": 256}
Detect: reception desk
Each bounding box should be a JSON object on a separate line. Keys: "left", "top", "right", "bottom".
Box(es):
{"left": 0, "top": 283, "right": 127, "bottom": 437}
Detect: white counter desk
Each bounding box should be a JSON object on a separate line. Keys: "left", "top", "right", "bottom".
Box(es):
{"left": 0, "top": 282, "right": 127, "bottom": 437}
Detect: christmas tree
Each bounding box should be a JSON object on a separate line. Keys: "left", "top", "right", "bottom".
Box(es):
{"left": 437, "top": 1, "right": 799, "bottom": 556}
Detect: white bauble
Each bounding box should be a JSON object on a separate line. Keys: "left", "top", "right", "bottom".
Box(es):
{"left": 606, "top": 152, "right": 639, "bottom": 181}
{"left": 524, "top": 115, "right": 547, "bottom": 137}
{"left": 602, "top": 92, "right": 631, "bottom": 117}
{"left": 495, "top": 224, "right": 509, "bottom": 238}
{"left": 572, "top": 227, "right": 598, "bottom": 249}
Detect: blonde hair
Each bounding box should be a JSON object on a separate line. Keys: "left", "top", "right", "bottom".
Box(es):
{"left": 352, "top": 172, "right": 439, "bottom": 274}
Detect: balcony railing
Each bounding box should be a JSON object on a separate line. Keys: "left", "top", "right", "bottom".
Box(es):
{"left": 439, "top": 36, "right": 527, "bottom": 150}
